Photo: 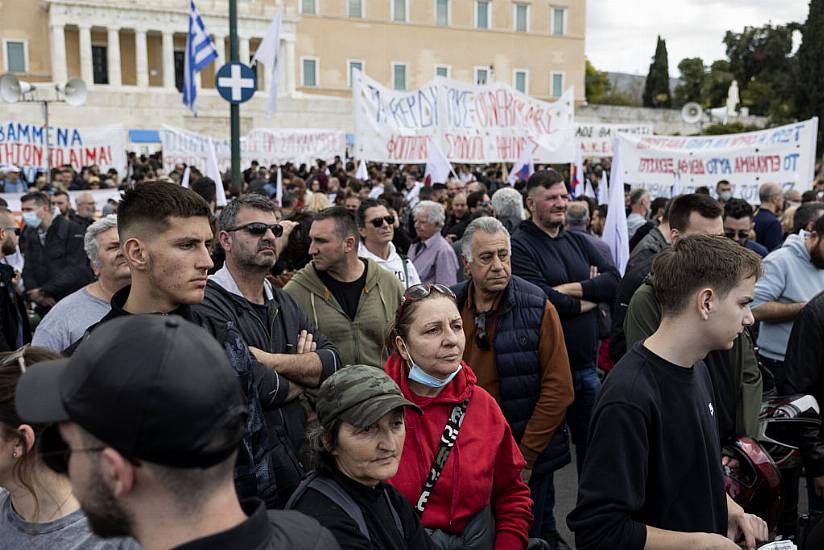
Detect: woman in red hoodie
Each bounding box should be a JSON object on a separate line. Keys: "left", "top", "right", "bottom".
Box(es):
{"left": 384, "top": 283, "right": 533, "bottom": 549}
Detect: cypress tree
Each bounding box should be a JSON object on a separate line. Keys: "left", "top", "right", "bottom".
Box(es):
{"left": 643, "top": 36, "right": 672, "bottom": 108}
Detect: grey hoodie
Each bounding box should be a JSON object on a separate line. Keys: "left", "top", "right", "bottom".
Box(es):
{"left": 753, "top": 234, "right": 824, "bottom": 360}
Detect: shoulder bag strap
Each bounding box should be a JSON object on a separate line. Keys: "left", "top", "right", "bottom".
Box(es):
{"left": 400, "top": 254, "right": 410, "bottom": 288}
{"left": 415, "top": 397, "right": 470, "bottom": 514}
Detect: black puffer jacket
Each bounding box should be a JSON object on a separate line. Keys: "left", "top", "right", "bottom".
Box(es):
{"left": 782, "top": 290, "right": 824, "bottom": 477}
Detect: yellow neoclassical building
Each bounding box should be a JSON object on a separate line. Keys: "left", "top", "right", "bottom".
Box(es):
{"left": 0, "top": 0, "right": 585, "bottom": 133}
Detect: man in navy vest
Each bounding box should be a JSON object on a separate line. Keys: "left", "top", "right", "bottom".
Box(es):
{"left": 453, "top": 216, "right": 574, "bottom": 549}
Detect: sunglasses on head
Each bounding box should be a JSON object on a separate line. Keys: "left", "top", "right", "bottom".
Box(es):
{"left": 724, "top": 229, "right": 750, "bottom": 240}
{"left": 369, "top": 215, "right": 396, "bottom": 228}
{"left": 224, "top": 222, "right": 283, "bottom": 237}
{"left": 402, "top": 283, "right": 456, "bottom": 303}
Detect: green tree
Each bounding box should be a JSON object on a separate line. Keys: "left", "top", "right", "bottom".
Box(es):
{"left": 722, "top": 23, "right": 798, "bottom": 119}
{"left": 796, "top": 0, "right": 824, "bottom": 153}
{"left": 584, "top": 59, "right": 638, "bottom": 106}
{"left": 673, "top": 57, "right": 705, "bottom": 107}
{"left": 703, "top": 60, "right": 734, "bottom": 109}
{"left": 643, "top": 36, "right": 672, "bottom": 108}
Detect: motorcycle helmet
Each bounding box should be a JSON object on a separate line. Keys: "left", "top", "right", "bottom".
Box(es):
{"left": 723, "top": 436, "right": 783, "bottom": 531}
{"left": 757, "top": 395, "right": 821, "bottom": 470}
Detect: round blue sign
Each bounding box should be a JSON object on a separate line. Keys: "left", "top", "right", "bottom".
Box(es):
{"left": 215, "top": 62, "right": 257, "bottom": 104}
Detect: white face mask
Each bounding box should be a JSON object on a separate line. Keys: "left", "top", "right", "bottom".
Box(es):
{"left": 401, "top": 339, "right": 462, "bottom": 389}
{"left": 22, "top": 211, "right": 41, "bottom": 229}
{"left": 719, "top": 191, "right": 732, "bottom": 202}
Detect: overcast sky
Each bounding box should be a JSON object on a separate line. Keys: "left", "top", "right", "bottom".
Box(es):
{"left": 585, "top": 0, "right": 810, "bottom": 76}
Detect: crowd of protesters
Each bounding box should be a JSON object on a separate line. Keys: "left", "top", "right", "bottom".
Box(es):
{"left": 1, "top": 152, "right": 824, "bottom": 550}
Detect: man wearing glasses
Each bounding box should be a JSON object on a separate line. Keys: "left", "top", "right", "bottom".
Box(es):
{"left": 453, "top": 216, "right": 574, "bottom": 548}
{"left": 723, "top": 199, "right": 767, "bottom": 258}
{"left": 356, "top": 198, "right": 421, "bottom": 289}
{"left": 0, "top": 209, "right": 30, "bottom": 351}
{"left": 192, "top": 195, "right": 341, "bottom": 504}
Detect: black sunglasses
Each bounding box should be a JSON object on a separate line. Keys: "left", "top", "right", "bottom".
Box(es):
{"left": 369, "top": 215, "right": 396, "bottom": 228}
{"left": 224, "top": 222, "right": 283, "bottom": 237}
{"left": 474, "top": 311, "right": 490, "bottom": 351}
{"left": 403, "top": 283, "right": 456, "bottom": 303}
{"left": 38, "top": 426, "right": 139, "bottom": 474}
{"left": 724, "top": 229, "right": 750, "bottom": 240}
{"left": 2, "top": 226, "right": 20, "bottom": 236}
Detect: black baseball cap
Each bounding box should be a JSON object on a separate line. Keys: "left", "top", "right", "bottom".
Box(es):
{"left": 16, "top": 315, "right": 246, "bottom": 468}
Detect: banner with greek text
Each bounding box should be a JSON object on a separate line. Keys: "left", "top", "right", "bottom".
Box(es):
{"left": 616, "top": 118, "right": 819, "bottom": 202}
{"left": 160, "top": 126, "right": 346, "bottom": 174}
{"left": 0, "top": 121, "right": 125, "bottom": 180}
{"left": 575, "top": 123, "right": 653, "bottom": 157}
{"left": 352, "top": 70, "right": 576, "bottom": 164}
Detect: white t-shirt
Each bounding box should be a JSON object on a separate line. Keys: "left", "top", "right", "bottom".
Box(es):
{"left": 358, "top": 241, "right": 421, "bottom": 289}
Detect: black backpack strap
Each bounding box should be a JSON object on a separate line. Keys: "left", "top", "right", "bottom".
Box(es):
{"left": 383, "top": 488, "right": 405, "bottom": 539}
{"left": 286, "top": 474, "right": 371, "bottom": 541}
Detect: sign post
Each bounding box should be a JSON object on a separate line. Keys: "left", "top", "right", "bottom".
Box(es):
{"left": 228, "top": 0, "right": 241, "bottom": 194}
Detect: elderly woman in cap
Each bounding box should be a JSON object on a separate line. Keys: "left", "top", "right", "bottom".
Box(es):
{"left": 287, "top": 364, "right": 434, "bottom": 550}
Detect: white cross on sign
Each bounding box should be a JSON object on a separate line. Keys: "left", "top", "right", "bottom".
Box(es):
{"left": 218, "top": 64, "right": 255, "bottom": 101}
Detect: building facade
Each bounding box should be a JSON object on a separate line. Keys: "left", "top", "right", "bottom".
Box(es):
{"left": 1, "top": 0, "right": 585, "bottom": 136}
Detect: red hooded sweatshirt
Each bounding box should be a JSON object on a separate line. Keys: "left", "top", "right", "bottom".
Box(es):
{"left": 384, "top": 353, "right": 533, "bottom": 549}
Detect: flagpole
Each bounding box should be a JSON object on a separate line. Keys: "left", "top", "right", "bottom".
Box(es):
{"left": 229, "top": 0, "right": 242, "bottom": 194}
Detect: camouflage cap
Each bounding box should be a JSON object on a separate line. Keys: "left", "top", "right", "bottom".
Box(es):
{"left": 316, "top": 364, "right": 422, "bottom": 429}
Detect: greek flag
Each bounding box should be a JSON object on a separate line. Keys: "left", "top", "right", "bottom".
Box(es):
{"left": 182, "top": 0, "right": 218, "bottom": 115}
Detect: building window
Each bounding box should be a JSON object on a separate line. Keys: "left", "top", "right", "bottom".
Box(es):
{"left": 174, "top": 51, "right": 185, "bottom": 91}
{"left": 513, "top": 69, "right": 528, "bottom": 94}
{"left": 347, "top": 60, "right": 364, "bottom": 87}
{"left": 513, "top": 3, "right": 528, "bottom": 32}
{"left": 392, "top": 63, "right": 407, "bottom": 90}
{"left": 475, "top": 1, "right": 490, "bottom": 29}
{"left": 92, "top": 45, "right": 108, "bottom": 85}
{"left": 551, "top": 6, "right": 567, "bottom": 35}
{"left": 475, "top": 66, "right": 489, "bottom": 85}
{"left": 4, "top": 40, "right": 27, "bottom": 73}
{"left": 435, "top": 0, "right": 449, "bottom": 26}
{"left": 348, "top": 0, "right": 364, "bottom": 18}
{"left": 551, "top": 72, "right": 564, "bottom": 97}
{"left": 301, "top": 0, "right": 317, "bottom": 15}
{"left": 392, "top": 0, "right": 407, "bottom": 22}
{"left": 302, "top": 57, "right": 318, "bottom": 87}
{"left": 434, "top": 65, "right": 450, "bottom": 78}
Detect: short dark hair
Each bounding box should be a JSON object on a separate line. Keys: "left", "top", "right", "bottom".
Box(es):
{"left": 218, "top": 194, "right": 276, "bottom": 233}
{"left": 313, "top": 206, "right": 358, "bottom": 239}
{"left": 629, "top": 188, "right": 648, "bottom": 205}
{"left": 20, "top": 191, "right": 49, "bottom": 207}
{"left": 802, "top": 190, "right": 820, "bottom": 203}
{"left": 695, "top": 186, "right": 711, "bottom": 195}
{"left": 716, "top": 180, "right": 731, "bottom": 189}
{"left": 467, "top": 190, "right": 488, "bottom": 209}
{"left": 793, "top": 202, "right": 824, "bottom": 234}
{"left": 814, "top": 213, "right": 824, "bottom": 236}
{"left": 723, "top": 198, "right": 755, "bottom": 221}
{"left": 652, "top": 234, "right": 762, "bottom": 316}
{"left": 356, "top": 198, "right": 389, "bottom": 228}
{"left": 526, "top": 169, "right": 565, "bottom": 194}
{"left": 668, "top": 193, "right": 723, "bottom": 233}
{"left": 51, "top": 190, "right": 69, "bottom": 200}
{"left": 118, "top": 181, "right": 211, "bottom": 240}
{"left": 191, "top": 177, "right": 217, "bottom": 205}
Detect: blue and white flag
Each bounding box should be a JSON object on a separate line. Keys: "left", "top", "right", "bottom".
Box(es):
{"left": 182, "top": 0, "right": 219, "bottom": 115}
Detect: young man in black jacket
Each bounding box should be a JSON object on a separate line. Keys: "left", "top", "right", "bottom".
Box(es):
{"left": 568, "top": 235, "right": 768, "bottom": 550}
{"left": 192, "top": 194, "right": 341, "bottom": 504}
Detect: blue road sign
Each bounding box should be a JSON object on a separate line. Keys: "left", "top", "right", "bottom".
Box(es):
{"left": 215, "top": 62, "right": 257, "bottom": 104}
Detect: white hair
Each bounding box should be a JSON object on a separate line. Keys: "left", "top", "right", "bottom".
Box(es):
{"left": 84, "top": 215, "right": 118, "bottom": 267}
{"left": 461, "top": 216, "right": 511, "bottom": 263}
{"left": 414, "top": 200, "right": 445, "bottom": 226}
{"left": 491, "top": 187, "right": 524, "bottom": 220}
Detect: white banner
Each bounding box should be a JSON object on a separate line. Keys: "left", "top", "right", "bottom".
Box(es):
{"left": 352, "top": 70, "right": 576, "bottom": 164}
{"left": 616, "top": 118, "right": 819, "bottom": 202}
{"left": 0, "top": 121, "right": 126, "bottom": 181}
{"left": 575, "top": 123, "right": 653, "bottom": 157}
{"left": 160, "top": 125, "right": 346, "bottom": 174}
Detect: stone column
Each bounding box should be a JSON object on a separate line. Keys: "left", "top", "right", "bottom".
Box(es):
{"left": 135, "top": 29, "right": 149, "bottom": 88}
{"left": 285, "top": 39, "right": 295, "bottom": 94}
{"left": 49, "top": 24, "right": 67, "bottom": 84}
{"left": 78, "top": 25, "right": 93, "bottom": 85}
{"left": 239, "top": 36, "right": 250, "bottom": 65}
{"left": 107, "top": 28, "right": 121, "bottom": 86}
{"left": 162, "top": 31, "right": 175, "bottom": 88}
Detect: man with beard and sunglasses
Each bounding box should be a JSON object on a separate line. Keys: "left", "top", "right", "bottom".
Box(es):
{"left": 510, "top": 169, "right": 620, "bottom": 550}
{"left": 15, "top": 315, "right": 340, "bottom": 550}
{"left": 191, "top": 195, "right": 342, "bottom": 506}
{"left": 356, "top": 198, "right": 420, "bottom": 289}
{"left": 752, "top": 204, "right": 824, "bottom": 389}
{"left": 0, "top": 209, "right": 30, "bottom": 351}
{"left": 453, "top": 216, "right": 574, "bottom": 549}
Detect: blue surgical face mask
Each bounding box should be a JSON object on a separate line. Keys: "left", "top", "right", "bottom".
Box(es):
{"left": 22, "top": 211, "right": 41, "bottom": 229}
{"left": 403, "top": 340, "right": 462, "bottom": 389}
